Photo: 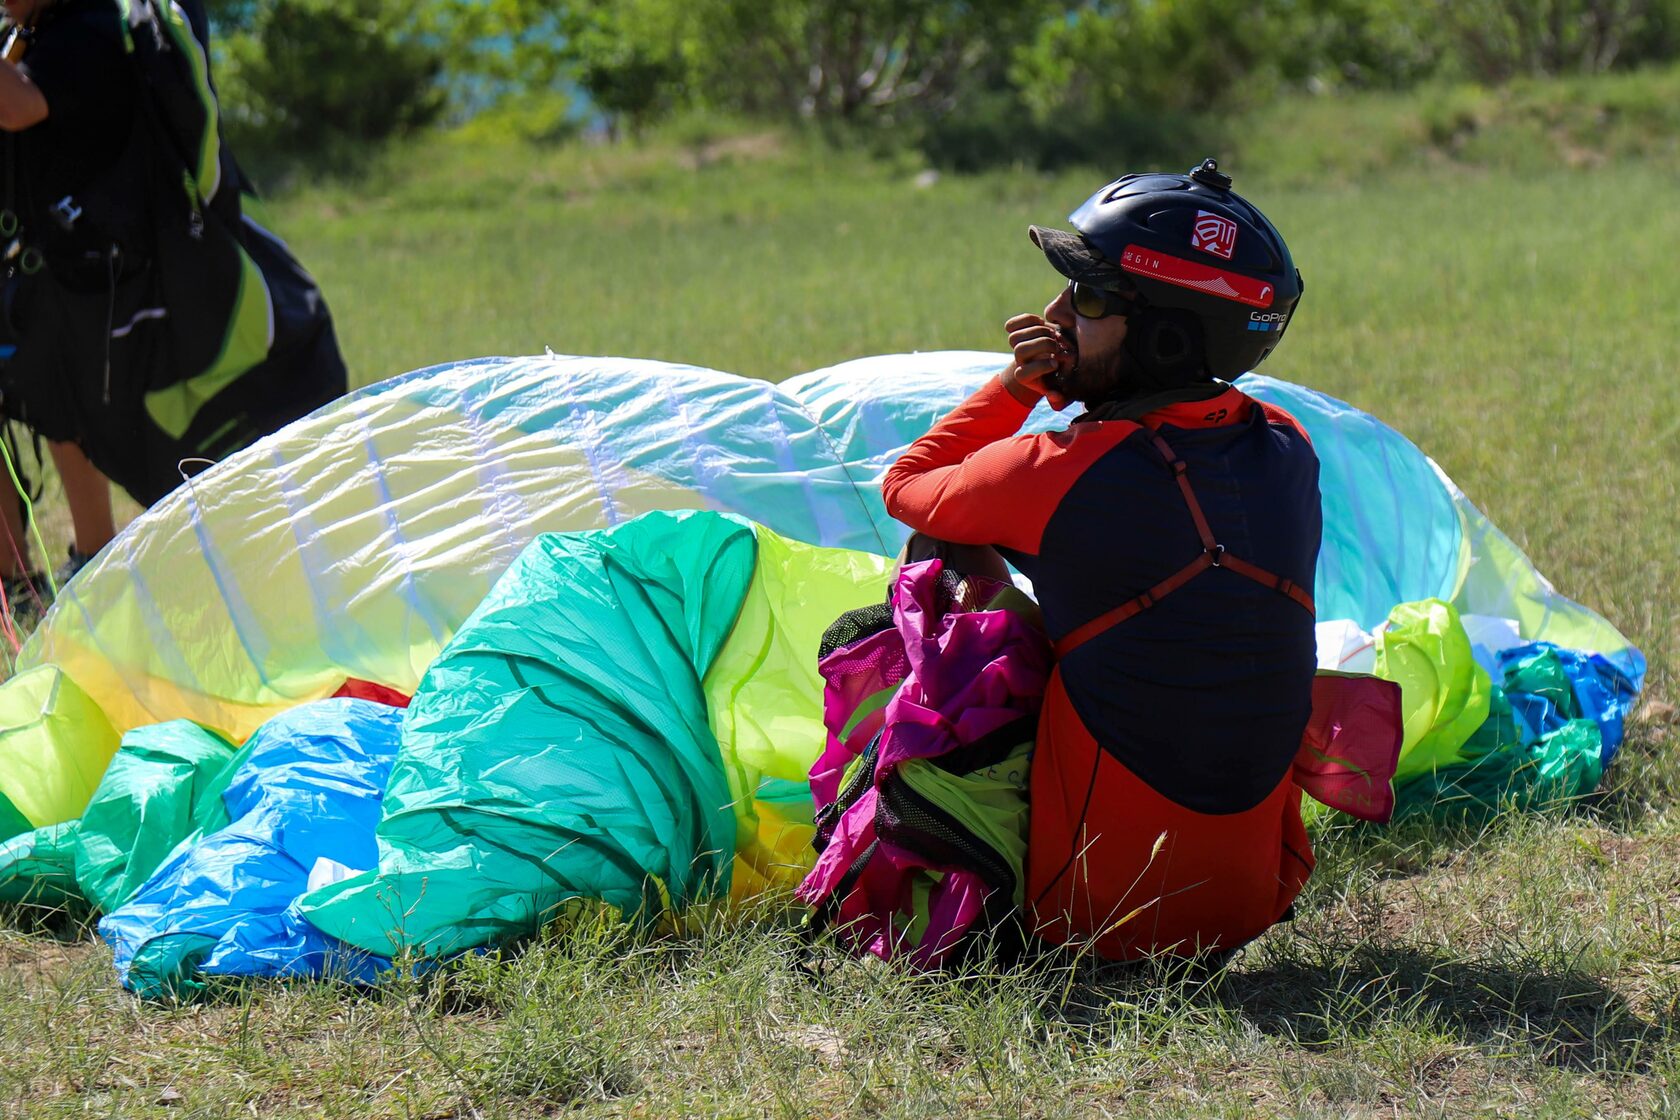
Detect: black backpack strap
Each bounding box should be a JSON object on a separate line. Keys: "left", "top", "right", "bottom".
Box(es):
{"left": 811, "top": 729, "right": 883, "bottom": 853}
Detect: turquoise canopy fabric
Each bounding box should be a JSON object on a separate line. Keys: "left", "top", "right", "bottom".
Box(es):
{"left": 300, "top": 511, "right": 760, "bottom": 958}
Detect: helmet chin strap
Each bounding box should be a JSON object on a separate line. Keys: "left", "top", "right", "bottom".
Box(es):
{"left": 1069, "top": 303, "right": 1217, "bottom": 422}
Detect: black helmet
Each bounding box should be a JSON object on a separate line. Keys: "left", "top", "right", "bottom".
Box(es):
{"left": 1028, "top": 158, "right": 1303, "bottom": 383}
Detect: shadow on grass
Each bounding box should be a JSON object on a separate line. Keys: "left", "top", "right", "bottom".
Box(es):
{"left": 1300, "top": 712, "right": 1680, "bottom": 886}
{"left": 1047, "top": 937, "right": 1668, "bottom": 1076}
{"left": 1227, "top": 943, "right": 1662, "bottom": 1072}
{"left": 0, "top": 898, "right": 97, "bottom": 944}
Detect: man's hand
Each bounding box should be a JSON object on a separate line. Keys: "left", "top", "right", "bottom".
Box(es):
{"left": 1002, "top": 313, "right": 1074, "bottom": 411}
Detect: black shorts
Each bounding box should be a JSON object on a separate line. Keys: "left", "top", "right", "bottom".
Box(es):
{"left": 0, "top": 262, "right": 346, "bottom": 506}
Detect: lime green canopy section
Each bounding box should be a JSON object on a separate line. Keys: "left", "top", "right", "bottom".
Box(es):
{"left": 301, "top": 511, "right": 888, "bottom": 958}
{"left": 704, "top": 527, "right": 893, "bottom": 896}
{"left": 0, "top": 668, "right": 120, "bottom": 841}
{"left": 1376, "top": 600, "right": 1495, "bottom": 786}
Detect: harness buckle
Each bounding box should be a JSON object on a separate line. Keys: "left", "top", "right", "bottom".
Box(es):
{"left": 1208, "top": 544, "right": 1226, "bottom": 567}
{"left": 50, "top": 196, "right": 82, "bottom": 232}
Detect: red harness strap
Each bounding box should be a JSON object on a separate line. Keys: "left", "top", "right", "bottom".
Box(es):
{"left": 1054, "top": 431, "right": 1315, "bottom": 659}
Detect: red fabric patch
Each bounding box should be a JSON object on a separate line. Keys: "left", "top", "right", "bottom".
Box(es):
{"left": 1026, "top": 671, "right": 1312, "bottom": 961}
{"left": 332, "top": 678, "right": 412, "bottom": 708}
{"left": 1121, "top": 243, "right": 1275, "bottom": 308}
{"left": 1293, "top": 672, "right": 1403, "bottom": 823}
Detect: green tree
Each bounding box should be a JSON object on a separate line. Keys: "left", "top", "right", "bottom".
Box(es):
{"left": 1430, "top": 0, "right": 1667, "bottom": 80}
{"left": 567, "top": 0, "right": 688, "bottom": 138}
{"left": 219, "top": 0, "right": 445, "bottom": 163}
{"left": 423, "top": 0, "right": 680, "bottom": 138}
{"left": 424, "top": 0, "right": 573, "bottom": 100}
{"left": 677, "top": 0, "right": 1057, "bottom": 126}
{"left": 429, "top": 0, "right": 1065, "bottom": 140}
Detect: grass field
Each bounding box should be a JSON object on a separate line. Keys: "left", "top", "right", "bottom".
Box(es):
{"left": 2, "top": 91, "right": 1678, "bottom": 1117}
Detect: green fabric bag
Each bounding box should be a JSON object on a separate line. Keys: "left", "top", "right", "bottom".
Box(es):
{"left": 1375, "top": 599, "right": 1493, "bottom": 784}
{"left": 70, "top": 721, "right": 235, "bottom": 913}
{"left": 0, "top": 822, "right": 86, "bottom": 909}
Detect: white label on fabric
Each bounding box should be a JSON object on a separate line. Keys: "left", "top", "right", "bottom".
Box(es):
{"left": 306, "top": 856, "right": 366, "bottom": 892}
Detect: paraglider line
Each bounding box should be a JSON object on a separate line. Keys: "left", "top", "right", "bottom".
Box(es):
{"left": 0, "top": 578, "right": 20, "bottom": 654}
{"left": 177, "top": 457, "right": 216, "bottom": 484}
{"left": 0, "top": 434, "right": 58, "bottom": 605}
{"left": 789, "top": 396, "right": 892, "bottom": 556}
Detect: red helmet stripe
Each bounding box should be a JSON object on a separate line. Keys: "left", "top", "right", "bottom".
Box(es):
{"left": 1120, "top": 244, "right": 1275, "bottom": 309}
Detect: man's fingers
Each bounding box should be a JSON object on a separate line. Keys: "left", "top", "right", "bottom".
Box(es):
{"left": 1011, "top": 336, "right": 1061, "bottom": 362}
{"left": 1008, "top": 328, "right": 1064, "bottom": 354}
{"left": 1015, "top": 357, "right": 1060, "bottom": 381}
{"left": 1006, "top": 313, "right": 1072, "bottom": 400}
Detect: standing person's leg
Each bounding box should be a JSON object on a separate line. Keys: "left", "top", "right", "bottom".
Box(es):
{"left": 48, "top": 440, "right": 115, "bottom": 563}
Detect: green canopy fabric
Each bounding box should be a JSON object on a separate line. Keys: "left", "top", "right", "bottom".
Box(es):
{"left": 1377, "top": 603, "right": 1611, "bottom": 820}
{"left": 0, "top": 822, "right": 84, "bottom": 909}
{"left": 70, "top": 722, "right": 234, "bottom": 913}
{"left": 301, "top": 510, "right": 890, "bottom": 959}
{"left": 300, "top": 511, "right": 762, "bottom": 957}
{"left": 0, "top": 720, "right": 237, "bottom": 915}
{"left": 1375, "top": 599, "right": 1494, "bottom": 785}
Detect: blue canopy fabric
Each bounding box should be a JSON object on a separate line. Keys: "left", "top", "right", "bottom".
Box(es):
{"left": 99, "top": 699, "right": 399, "bottom": 998}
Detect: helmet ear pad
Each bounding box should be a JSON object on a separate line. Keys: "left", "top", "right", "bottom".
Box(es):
{"left": 1120, "top": 305, "right": 1208, "bottom": 389}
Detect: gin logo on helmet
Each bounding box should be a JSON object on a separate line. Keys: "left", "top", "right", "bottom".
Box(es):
{"left": 1192, "top": 211, "right": 1237, "bottom": 260}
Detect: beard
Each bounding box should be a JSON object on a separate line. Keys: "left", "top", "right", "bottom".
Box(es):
{"left": 1051, "top": 329, "right": 1132, "bottom": 405}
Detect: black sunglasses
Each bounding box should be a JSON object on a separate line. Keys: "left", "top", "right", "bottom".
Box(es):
{"left": 1067, "top": 280, "right": 1134, "bottom": 320}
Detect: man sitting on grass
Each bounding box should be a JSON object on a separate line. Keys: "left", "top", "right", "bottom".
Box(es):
{"left": 883, "top": 160, "right": 1323, "bottom": 959}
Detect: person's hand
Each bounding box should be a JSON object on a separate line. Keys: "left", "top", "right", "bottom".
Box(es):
{"left": 1002, "top": 313, "right": 1074, "bottom": 411}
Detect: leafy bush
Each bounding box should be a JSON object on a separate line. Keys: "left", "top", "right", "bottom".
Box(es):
{"left": 919, "top": 88, "right": 1225, "bottom": 173}
{"left": 449, "top": 92, "right": 582, "bottom": 147}
{"left": 207, "top": 0, "right": 1680, "bottom": 176}
{"left": 217, "top": 0, "right": 445, "bottom": 170}
{"left": 1430, "top": 0, "right": 1680, "bottom": 82}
